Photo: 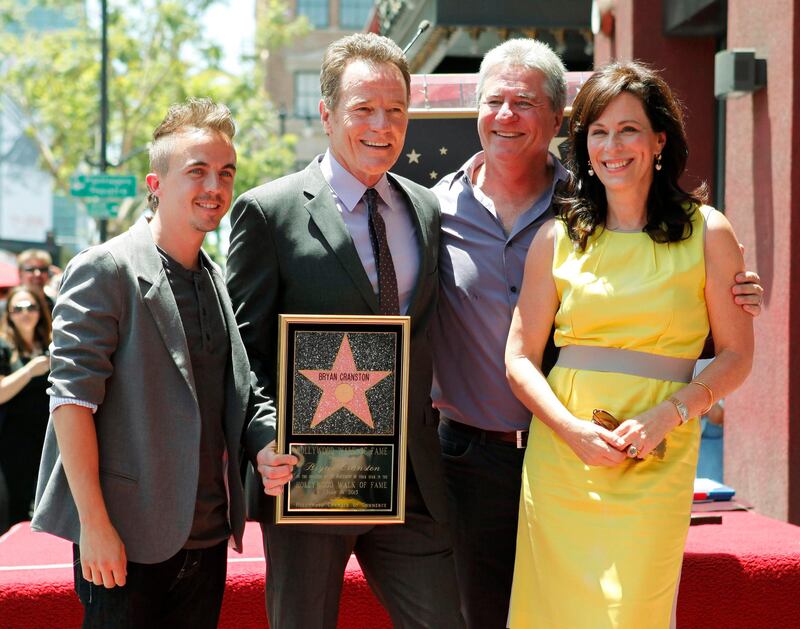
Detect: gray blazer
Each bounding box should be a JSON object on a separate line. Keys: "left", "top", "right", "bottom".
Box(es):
{"left": 227, "top": 158, "right": 447, "bottom": 533}
{"left": 32, "top": 217, "right": 250, "bottom": 564}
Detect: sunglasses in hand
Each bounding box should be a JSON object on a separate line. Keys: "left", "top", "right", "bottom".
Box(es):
{"left": 591, "top": 409, "right": 666, "bottom": 460}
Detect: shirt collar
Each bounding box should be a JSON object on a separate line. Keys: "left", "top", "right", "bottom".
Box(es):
{"left": 453, "top": 150, "right": 569, "bottom": 190}
{"left": 320, "top": 150, "right": 394, "bottom": 212}
{"left": 448, "top": 151, "right": 484, "bottom": 190}
{"left": 455, "top": 150, "right": 570, "bottom": 235}
{"left": 551, "top": 153, "right": 570, "bottom": 185}
{"left": 156, "top": 245, "right": 204, "bottom": 277}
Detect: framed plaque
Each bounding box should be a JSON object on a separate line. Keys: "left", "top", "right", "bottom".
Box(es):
{"left": 275, "top": 314, "right": 410, "bottom": 524}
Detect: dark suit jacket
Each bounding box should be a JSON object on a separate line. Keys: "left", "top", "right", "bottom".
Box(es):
{"left": 32, "top": 217, "right": 250, "bottom": 563}
{"left": 226, "top": 158, "right": 447, "bottom": 531}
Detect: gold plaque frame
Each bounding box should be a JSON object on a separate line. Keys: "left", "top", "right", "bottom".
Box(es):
{"left": 275, "top": 314, "right": 410, "bottom": 524}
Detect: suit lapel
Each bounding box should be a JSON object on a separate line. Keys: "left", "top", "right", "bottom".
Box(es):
{"left": 205, "top": 253, "right": 249, "bottom": 417}
{"left": 303, "top": 162, "right": 380, "bottom": 313}
{"left": 129, "top": 218, "right": 198, "bottom": 404}
{"left": 389, "top": 174, "right": 431, "bottom": 319}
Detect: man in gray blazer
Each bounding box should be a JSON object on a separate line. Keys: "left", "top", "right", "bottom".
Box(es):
{"left": 226, "top": 34, "right": 463, "bottom": 628}
{"left": 32, "top": 98, "right": 250, "bottom": 628}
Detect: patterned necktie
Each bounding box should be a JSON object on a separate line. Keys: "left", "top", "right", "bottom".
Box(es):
{"left": 364, "top": 188, "right": 400, "bottom": 315}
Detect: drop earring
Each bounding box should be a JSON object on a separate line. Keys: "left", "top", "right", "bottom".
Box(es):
{"left": 655, "top": 154, "right": 663, "bottom": 171}
{"left": 587, "top": 160, "right": 595, "bottom": 177}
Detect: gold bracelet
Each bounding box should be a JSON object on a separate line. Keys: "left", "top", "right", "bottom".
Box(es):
{"left": 667, "top": 396, "right": 689, "bottom": 425}
{"left": 690, "top": 380, "right": 714, "bottom": 415}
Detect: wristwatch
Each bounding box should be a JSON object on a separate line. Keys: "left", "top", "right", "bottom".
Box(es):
{"left": 667, "top": 396, "right": 690, "bottom": 424}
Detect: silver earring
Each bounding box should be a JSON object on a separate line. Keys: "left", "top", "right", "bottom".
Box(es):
{"left": 587, "top": 160, "right": 594, "bottom": 177}
{"left": 655, "top": 154, "right": 663, "bottom": 171}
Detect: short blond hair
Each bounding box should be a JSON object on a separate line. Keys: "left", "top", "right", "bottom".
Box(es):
{"left": 148, "top": 98, "right": 236, "bottom": 210}
{"left": 17, "top": 248, "right": 52, "bottom": 268}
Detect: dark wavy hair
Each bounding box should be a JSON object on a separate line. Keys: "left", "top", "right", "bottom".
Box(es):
{"left": 0, "top": 286, "right": 52, "bottom": 360}
{"left": 557, "top": 61, "right": 706, "bottom": 251}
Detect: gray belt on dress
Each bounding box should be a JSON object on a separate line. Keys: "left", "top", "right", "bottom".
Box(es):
{"left": 554, "top": 345, "right": 696, "bottom": 383}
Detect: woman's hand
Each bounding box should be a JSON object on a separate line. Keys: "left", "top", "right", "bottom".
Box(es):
{"left": 612, "top": 404, "right": 678, "bottom": 459}
{"left": 25, "top": 355, "right": 50, "bottom": 378}
{"left": 562, "top": 419, "right": 629, "bottom": 467}
{"left": 0, "top": 354, "right": 50, "bottom": 404}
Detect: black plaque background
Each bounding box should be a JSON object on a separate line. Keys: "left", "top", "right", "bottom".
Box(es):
{"left": 292, "top": 331, "right": 396, "bottom": 436}
{"left": 287, "top": 444, "right": 394, "bottom": 512}
{"left": 277, "top": 319, "right": 407, "bottom": 522}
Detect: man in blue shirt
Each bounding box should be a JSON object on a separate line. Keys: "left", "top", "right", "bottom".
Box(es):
{"left": 430, "top": 38, "right": 763, "bottom": 628}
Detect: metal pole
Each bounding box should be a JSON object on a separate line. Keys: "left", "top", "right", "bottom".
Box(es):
{"left": 279, "top": 106, "right": 287, "bottom": 136}
{"left": 0, "top": 99, "right": 4, "bottom": 231}
{"left": 99, "top": 0, "right": 109, "bottom": 242}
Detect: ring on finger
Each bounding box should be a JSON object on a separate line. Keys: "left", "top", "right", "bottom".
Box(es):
{"left": 626, "top": 444, "right": 640, "bottom": 458}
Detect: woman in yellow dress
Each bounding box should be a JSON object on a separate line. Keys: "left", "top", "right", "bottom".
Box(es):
{"left": 505, "top": 62, "right": 754, "bottom": 628}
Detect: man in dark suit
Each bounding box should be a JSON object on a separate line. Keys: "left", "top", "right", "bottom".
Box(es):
{"left": 226, "top": 33, "right": 463, "bottom": 629}
{"left": 32, "top": 98, "right": 251, "bottom": 628}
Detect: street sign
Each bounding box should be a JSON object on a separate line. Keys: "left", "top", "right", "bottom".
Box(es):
{"left": 70, "top": 174, "right": 136, "bottom": 198}
{"left": 87, "top": 200, "right": 120, "bottom": 219}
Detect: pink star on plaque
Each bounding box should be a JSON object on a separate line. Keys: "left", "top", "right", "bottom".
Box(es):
{"left": 299, "top": 334, "right": 391, "bottom": 429}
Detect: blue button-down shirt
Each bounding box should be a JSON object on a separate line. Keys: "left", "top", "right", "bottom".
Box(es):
{"left": 320, "top": 151, "right": 420, "bottom": 315}
{"left": 430, "top": 151, "right": 569, "bottom": 432}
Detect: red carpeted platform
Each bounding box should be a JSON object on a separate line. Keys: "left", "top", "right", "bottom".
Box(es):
{"left": 678, "top": 510, "right": 800, "bottom": 628}
{"left": 0, "top": 523, "right": 390, "bottom": 629}
{"left": 1, "top": 511, "right": 799, "bottom": 628}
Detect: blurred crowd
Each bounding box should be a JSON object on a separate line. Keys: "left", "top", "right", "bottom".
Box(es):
{"left": 0, "top": 249, "right": 60, "bottom": 533}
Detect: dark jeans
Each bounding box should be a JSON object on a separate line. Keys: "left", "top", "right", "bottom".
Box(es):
{"left": 73, "top": 541, "right": 228, "bottom": 629}
{"left": 439, "top": 418, "right": 527, "bottom": 629}
{"left": 261, "top": 468, "right": 464, "bottom": 629}
{"left": 0, "top": 465, "right": 9, "bottom": 535}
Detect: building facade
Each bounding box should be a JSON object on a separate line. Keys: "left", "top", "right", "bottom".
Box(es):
{"left": 375, "top": 0, "right": 593, "bottom": 74}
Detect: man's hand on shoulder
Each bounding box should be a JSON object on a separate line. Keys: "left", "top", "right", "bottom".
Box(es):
{"left": 733, "top": 270, "right": 763, "bottom": 317}
{"left": 733, "top": 242, "right": 764, "bottom": 317}
{"left": 256, "top": 440, "right": 298, "bottom": 496}
{"left": 79, "top": 517, "right": 127, "bottom": 588}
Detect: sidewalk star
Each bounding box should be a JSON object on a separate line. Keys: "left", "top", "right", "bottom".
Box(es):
{"left": 299, "top": 334, "right": 391, "bottom": 428}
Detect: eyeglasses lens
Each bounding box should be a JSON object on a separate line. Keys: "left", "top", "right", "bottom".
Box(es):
{"left": 10, "top": 302, "right": 39, "bottom": 314}
{"left": 22, "top": 266, "right": 49, "bottom": 275}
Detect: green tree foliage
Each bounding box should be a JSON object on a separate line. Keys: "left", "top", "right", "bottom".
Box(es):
{"left": 0, "top": 0, "right": 306, "bottom": 240}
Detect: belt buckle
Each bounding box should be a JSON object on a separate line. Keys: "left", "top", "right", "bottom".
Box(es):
{"left": 515, "top": 430, "right": 528, "bottom": 449}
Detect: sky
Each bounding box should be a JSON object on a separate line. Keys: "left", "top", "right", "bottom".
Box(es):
{"left": 200, "top": 0, "right": 256, "bottom": 256}
{"left": 86, "top": 0, "right": 256, "bottom": 75}
{"left": 201, "top": 0, "right": 256, "bottom": 74}
{"left": 79, "top": 0, "right": 255, "bottom": 250}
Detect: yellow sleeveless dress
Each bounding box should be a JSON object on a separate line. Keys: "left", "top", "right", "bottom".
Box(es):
{"left": 508, "top": 206, "right": 711, "bottom": 629}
